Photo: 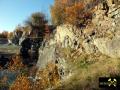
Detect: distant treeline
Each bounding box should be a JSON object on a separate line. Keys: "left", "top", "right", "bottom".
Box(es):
{"left": 0, "top": 31, "right": 9, "bottom": 38}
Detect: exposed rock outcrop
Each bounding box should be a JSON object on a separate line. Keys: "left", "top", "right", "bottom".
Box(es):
{"left": 94, "top": 37, "right": 120, "bottom": 58}
{"left": 37, "top": 45, "right": 56, "bottom": 69}
{"left": 35, "top": 1, "right": 120, "bottom": 89}
{"left": 55, "top": 24, "right": 81, "bottom": 50}
{"left": 36, "top": 42, "right": 69, "bottom": 81}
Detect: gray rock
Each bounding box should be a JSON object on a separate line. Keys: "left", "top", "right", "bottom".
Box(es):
{"left": 37, "top": 45, "right": 56, "bottom": 69}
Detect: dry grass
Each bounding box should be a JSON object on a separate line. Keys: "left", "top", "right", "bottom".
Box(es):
{"left": 0, "top": 53, "right": 61, "bottom": 90}
{"left": 1, "top": 47, "right": 120, "bottom": 90}
{"left": 10, "top": 75, "right": 32, "bottom": 90}
{"left": 54, "top": 48, "right": 120, "bottom": 90}
{"left": 35, "top": 62, "right": 60, "bottom": 89}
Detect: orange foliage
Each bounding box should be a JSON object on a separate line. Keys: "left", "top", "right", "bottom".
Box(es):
{"left": 65, "top": 2, "right": 85, "bottom": 26}
{"left": 7, "top": 56, "right": 60, "bottom": 90}
{"left": 61, "top": 0, "right": 68, "bottom": 4}
{"left": 34, "top": 69, "right": 49, "bottom": 90}
{"left": 10, "top": 75, "right": 32, "bottom": 90}
{"left": 46, "top": 62, "right": 60, "bottom": 86}
{"left": 8, "top": 64, "right": 60, "bottom": 90}
{"left": 51, "top": 0, "right": 93, "bottom": 26}
{"left": 34, "top": 62, "right": 60, "bottom": 89}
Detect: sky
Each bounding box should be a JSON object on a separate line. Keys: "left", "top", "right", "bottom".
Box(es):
{"left": 0, "top": 0, "right": 54, "bottom": 32}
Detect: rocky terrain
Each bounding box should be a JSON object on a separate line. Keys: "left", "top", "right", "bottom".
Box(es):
{"left": 35, "top": 0, "right": 120, "bottom": 90}
{"left": 0, "top": 0, "right": 119, "bottom": 90}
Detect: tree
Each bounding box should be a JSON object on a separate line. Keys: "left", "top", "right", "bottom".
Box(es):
{"left": 50, "top": 0, "right": 68, "bottom": 25}
{"left": 65, "top": 2, "right": 85, "bottom": 26}
{"left": 22, "top": 26, "right": 31, "bottom": 36}
{"left": 26, "top": 12, "right": 47, "bottom": 38}
{"left": 51, "top": 0, "right": 95, "bottom": 27}
{"left": 25, "top": 12, "right": 48, "bottom": 63}
{"left": 0, "top": 31, "right": 9, "bottom": 38}
{"left": 25, "top": 12, "right": 48, "bottom": 47}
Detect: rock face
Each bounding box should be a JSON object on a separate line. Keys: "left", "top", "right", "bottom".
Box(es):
{"left": 55, "top": 24, "right": 74, "bottom": 43}
{"left": 36, "top": 39, "right": 70, "bottom": 80}
{"left": 94, "top": 37, "right": 120, "bottom": 58}
{"left": 36, "top": 1, "right": 120, "bottom": 86}
{"left": 37, "top": 45, "right": 56, "bottom": 69}
{"left": 55, "top": 24, "right": 81, "bottom": 49}
{"left": 77, "top": 0, "right": 120, "bottom": 56}
{"left": 33, "top": 2, "right": 120, "bottom": 90}
{"left": 82, "top": 40, "right": 97, "bottom": 54}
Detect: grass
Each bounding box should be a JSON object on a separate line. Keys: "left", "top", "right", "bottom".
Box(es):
{"left": 53, "top": 47, "right": 120, "bottom": 90}
{"left": 0, "top": 45, "right": 120, "bottom": 90}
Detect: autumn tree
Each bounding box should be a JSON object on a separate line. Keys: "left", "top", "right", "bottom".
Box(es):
{"left": 50, "top": 0, "right": 66, "bottom": 25}
{"left": 65, "top": 2, "right": 85, "bottom": 26}
{"left": 8, "top": 54, "right": 24, "bottom": 71}
{"left": 50, "top": 0, "right": 74, "bottom": 25}
{"left": 51, "top": 0, "right": 95, "bottom": 27}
